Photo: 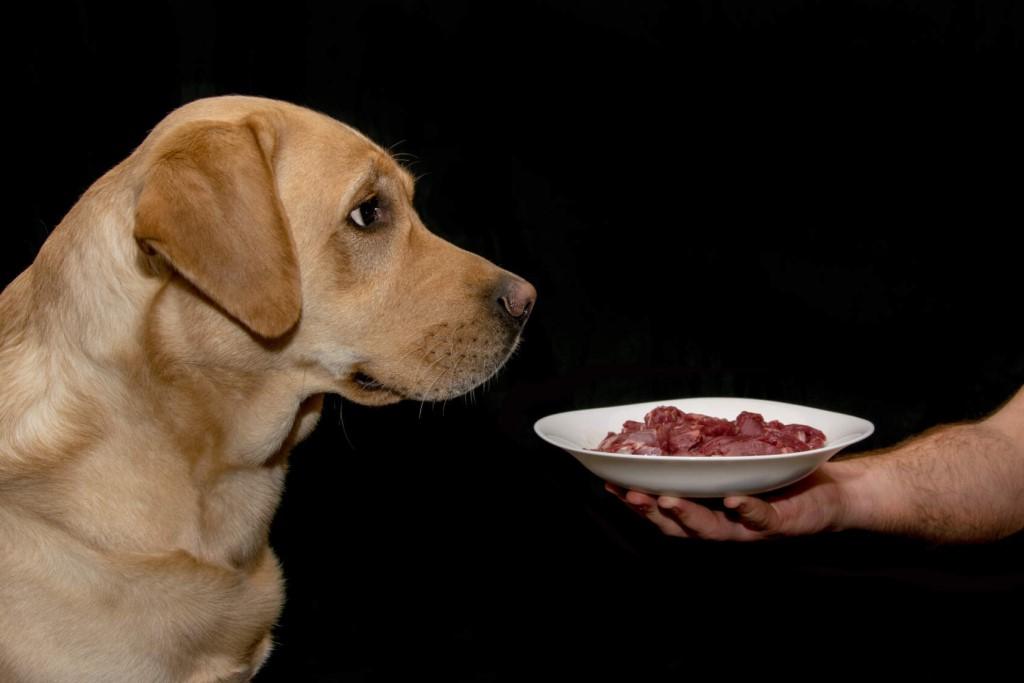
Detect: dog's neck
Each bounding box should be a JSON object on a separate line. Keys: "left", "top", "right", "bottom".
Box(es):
{"left": 0, "top": 171, "right": 322, "bottom": 570}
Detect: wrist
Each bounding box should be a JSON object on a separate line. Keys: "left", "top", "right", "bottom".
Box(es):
{"left": 826, "top": 456, "right": 898, "bottom": 534}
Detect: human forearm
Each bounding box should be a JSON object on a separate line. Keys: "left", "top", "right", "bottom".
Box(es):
{"left": 836, "top": 420, "right": 1024, "bottom": 543}
{"left": 612, "top": 388, "right": 1024, "bottom": 543}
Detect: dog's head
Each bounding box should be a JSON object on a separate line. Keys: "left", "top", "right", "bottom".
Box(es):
{"left": 132, "top": 96, "right": 534, "bottom": 405}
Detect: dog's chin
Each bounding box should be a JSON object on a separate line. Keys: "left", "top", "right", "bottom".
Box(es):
{"left": 339, "top": 335, "right": 521, "bottom": 406}
{"left": 338, "top": 365, "right": 491, "bottom": 407}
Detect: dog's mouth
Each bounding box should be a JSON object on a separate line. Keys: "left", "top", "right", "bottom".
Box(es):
{"left": 342, "top": 370, "right": 406, "bottom": 406}
{"left": 353, "top": 371, "right": 391, "bottom": 392}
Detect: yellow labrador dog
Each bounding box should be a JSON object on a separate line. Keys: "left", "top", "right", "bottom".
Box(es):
{"left": 0, "top": 96, "right": 535, "bottom": 682}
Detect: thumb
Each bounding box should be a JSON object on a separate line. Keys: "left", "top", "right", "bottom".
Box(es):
{"left": 724, "top": 496, "right": 781, "bottom": 533}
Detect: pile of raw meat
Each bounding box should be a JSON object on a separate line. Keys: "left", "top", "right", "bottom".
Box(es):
{"left": 595, "top": 406, "right": 826, "bottom": 456}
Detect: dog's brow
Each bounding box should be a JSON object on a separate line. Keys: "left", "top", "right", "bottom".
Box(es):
{"left": 344, "top": 159, "right": 413, "bottom": 209}
{"left": 374, "top": 156, "right": 415, "bottom": 200}
{"left": 344, "top": 166, "right": 379, "bottom": 206}
{"left": 396, "top": 166, "right": 415, "bottom": 199}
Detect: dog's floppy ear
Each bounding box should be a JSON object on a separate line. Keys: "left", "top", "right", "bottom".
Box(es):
{"left": 134, "top": 113, "right": 301, "bottom": 338}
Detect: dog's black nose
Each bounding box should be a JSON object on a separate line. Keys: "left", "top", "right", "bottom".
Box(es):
{"left": 496, "top": 276, "right": 536, "bottom": 325}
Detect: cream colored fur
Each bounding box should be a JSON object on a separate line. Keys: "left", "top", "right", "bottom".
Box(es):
{"left": 0, "top": 96, "right": 530, "bottom": 682}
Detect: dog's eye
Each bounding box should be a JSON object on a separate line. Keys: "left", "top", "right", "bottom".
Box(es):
{"left": 348, "top": 196, "right": 381, "bottom": 229}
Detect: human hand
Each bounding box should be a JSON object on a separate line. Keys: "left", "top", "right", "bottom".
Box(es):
{"left": 605, "top": 463, "right": 853, "bottom": 540}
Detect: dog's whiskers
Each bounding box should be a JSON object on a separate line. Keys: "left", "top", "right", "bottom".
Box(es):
{"left": 416, "top": 349, "right": 456, "bottom": 419}
{"left": 440, "top": 352, "right": 470, "bottom": 417}
{"left": 337, "top": 397, "right": 355, "bottom": 451}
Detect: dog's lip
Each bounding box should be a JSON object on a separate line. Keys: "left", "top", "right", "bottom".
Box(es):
{"left": 349, "top": 369, "right": 405, "bottom": 398}
{"left": 352, "top": 370, "right": 387, "bottom": 391}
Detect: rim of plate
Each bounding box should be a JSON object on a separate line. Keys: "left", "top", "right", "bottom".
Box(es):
{"left": 533, "top": 398, "right": 874, "bottom": 462}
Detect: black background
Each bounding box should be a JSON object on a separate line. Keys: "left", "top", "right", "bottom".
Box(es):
{"left": 7, "top": 1, "right": 1024, "bottom": 679}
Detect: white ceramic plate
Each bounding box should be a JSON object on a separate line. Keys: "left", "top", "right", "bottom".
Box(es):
{"left": 534, "top": 397, "right": 874, "bottom": 498}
